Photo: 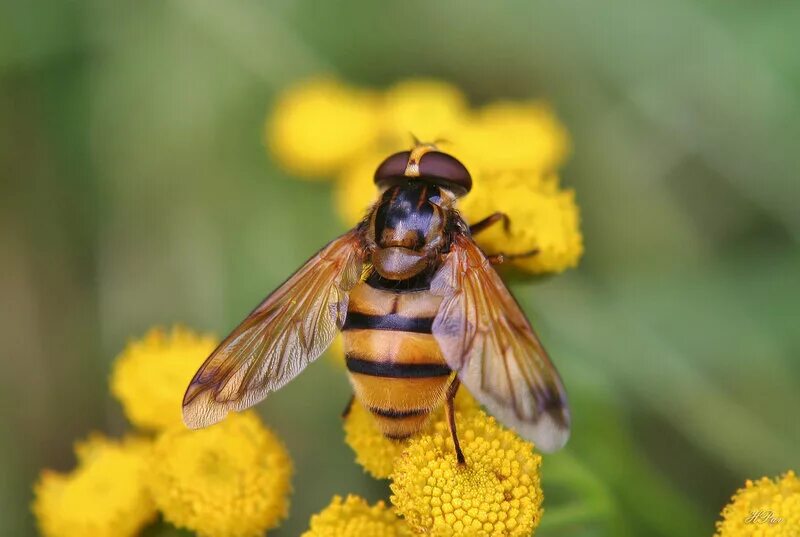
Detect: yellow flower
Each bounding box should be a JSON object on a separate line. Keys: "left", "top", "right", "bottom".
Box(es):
{"left": 458, "top": 171, "right": 583, "bottom": 273}
{"left": 334, "top": 151, "right": 384, "bottom": 226}
{"left": 33, "top": 435, "right": 156, "bottom": 537}
{"left": 267, "top": 78, "right": 381, "bottom": 177}
{"left": 453, "top": 101, "right": 570, "bottom": 174}
{"left": 714, "top": 470, "right": 800, "bottom": 537}
{"left": 345, "top": 389, "right": 479, "bottom": 479}
{"left": 390, "top": 410, "right": 543, "bottom": 537}
{"left": 146, "top": 411, "right": 292, "bottom": 537}
{"left": 382, "top": 79, "right": 469, "bottom": 144}
{"left": 110, "top": 326, "right": 217, "bottom": 431}
{"left": 302, "top": 495, "right": 412, "bottom": 537}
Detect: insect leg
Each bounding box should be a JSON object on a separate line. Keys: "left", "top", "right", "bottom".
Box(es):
{"left": 341, "top": 394, "right": 355, "bottom": 418}
{"left": 469, "top": 212, "right": 510, "bottom": 235}
{"left": 445, "top": 377, "right": 466, "bottom": 465}
{"left": 486, "top": 248, "right": 540, "bottom": 265}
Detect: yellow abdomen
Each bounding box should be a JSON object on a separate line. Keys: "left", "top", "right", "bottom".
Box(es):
{"left": 342, "top": 277, "right": 452, "bottom": 439}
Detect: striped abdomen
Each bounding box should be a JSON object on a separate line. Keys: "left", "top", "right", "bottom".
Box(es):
{"left": 342, "top": 273, "right": 452, "bottom": 440}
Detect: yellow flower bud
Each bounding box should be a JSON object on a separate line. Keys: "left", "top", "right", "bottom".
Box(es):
{"left": 715, "top": 470, "right": 799, "bottom": 537}
{"left": 33, "top": 435, "right": 156, "bottom": 537}
{"left": 146, "top": 411, "right": 292, "bottom": 537}
{"left": 302, "top": 495, "right": 412, "bottom": 537}
{"left": 267, "top": 79, "right": 381, "bottom": 177}
{"left": 390, "top": 410, "right": 543, "bottom": 536}
{"left": 459, "top": 171, "right": 583, "bottom": 274}
{"left": 110, "top": 326, "right": 217, "bottom": 431}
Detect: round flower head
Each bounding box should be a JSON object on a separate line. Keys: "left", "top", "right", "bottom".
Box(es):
{"left": 390, "top": 410, "right": 543, "bottom": 537}
{"left": 334, "top": 151, "right": 388, "bottom": 227}
{"left": 344, "top": 389, "right": 479, "bottom": 479}
{"left": 302, "top": 495, "right": 412, "bottom": 537}
{"left": 459, "top": 171, "right": 583, "bottom": 274}
{"left": 715, "top": 470, "right": 799, "bottom": 537}
{"left": 146, "top": 411, "right": 292, "bottom": 537}
{"left": 453, "top": 101, "right": 570, "bottom": 174}
{"left": 382, "top": 79, "right": 469, "bottom": 144}
{"left": 33, "top": 435, "right": 156, "bottom": 537}
{"left": 110, "top": 326, "right": 217, "bottom": 431}
{"left": 267, "top": 78, "right": 381, "bottom": 177}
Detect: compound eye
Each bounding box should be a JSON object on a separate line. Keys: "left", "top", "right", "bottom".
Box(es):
{"left": 418, "top": 151, "right": 472, "bottom": 195}
{"left": 373, "top": 149, "right": 472, "bottom": 197}
{"left": 374, "top": 151, "right": 411, "bottom": 186}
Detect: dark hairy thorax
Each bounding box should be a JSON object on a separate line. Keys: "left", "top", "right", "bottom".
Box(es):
{"left": 372, "top": 182, "right": 448, "bottom": 251}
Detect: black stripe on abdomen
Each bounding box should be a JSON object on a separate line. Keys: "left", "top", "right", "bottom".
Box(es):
{"left": 342, "top": 312, "right": 433, "bottom": 333}
{"left": 369, "top": 407, "right": 429, "bottom": 419}
{"left": 365, "top": 270, "right": 432, "bottom": 293}
{"left": 346, "top": 355, "right": 451, "bottom": 378}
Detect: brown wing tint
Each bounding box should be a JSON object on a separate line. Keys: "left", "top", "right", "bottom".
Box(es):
{"left": 430, "top": 234, "right": 570, "bottom": 452}
{"left": 183, "top": 230, "right": 365, "bottom": 429}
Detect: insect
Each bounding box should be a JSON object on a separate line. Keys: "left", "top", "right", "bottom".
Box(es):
{"left": 182, "top": 142, "right": 570, "bottom": 461}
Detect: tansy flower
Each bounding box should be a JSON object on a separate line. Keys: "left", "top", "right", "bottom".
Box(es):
{"left": 146, "top": 411, "right": 292, "bottom": 537}
{"left": 302, "top": 495, "right": 412, "bottom": 537}
{"left": 344, "top": 389, "right": 479, "bottom": 479}
{"left": 381, "top": 79, "right": 469, "bottom": 144}
{"left": 267, "top": 78, "right": 381, "bottom": 177}
{"left": 110, "top": 326, "right": 217, "bottom": 431}
{"left": 714, "top": 470, "right": 799, "bottom": 537}
{"left": 33, "top": 435, "right": 156, "bottom": 537}
{"left": 458, "top": 171, "right": 583, "bottom": 274}
{"left": 453, "top": 101, "right": 570, "bottom": 175}
{"left": 390, "top": 410, "right": 543, "bottom": 537}
{"left": 334, "top": 151, "right": 387, "bottom": 226}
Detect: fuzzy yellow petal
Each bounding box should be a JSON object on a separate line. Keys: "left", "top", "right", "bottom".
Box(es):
{"left": 390, "top": 410, "right": 543, "bottom": 536}
{"left": 146, "top": 411, "right": 293, "bottom": 537}
{"left": 267, "top": 78, "right": 381, "bottom": 178}
{"left": 459, "top": 171, "right": 583, "bottom": 274}
{"left": 302, "top": 495, "right": 412, "bottom": 537}
{"left": 382, "top": 79, "right": 469, "bottom": 145}
{"left": 453, "top": 101, "right": 570, "bottom": 175}
{"left": 715, "top": 471, "right": 800, "bottom": 537}
{"left": 33, "top": 435, "right": 156, "bottom": 537}
{"left": 334, "top": 151, "right": 384, "bottom": 227}
{"left": 110, "top": 326, "right": 217, "bottom": 431}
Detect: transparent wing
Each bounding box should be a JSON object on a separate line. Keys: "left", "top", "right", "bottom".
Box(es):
{"left": 431, "top": 234, "right": 570, "bottom": 452}
{"left": 182, "top": 230, "right": 365, "bottom": 429}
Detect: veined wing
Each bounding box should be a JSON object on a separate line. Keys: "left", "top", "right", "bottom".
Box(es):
{"left": 182, "top": 229, "right": 365, "bottom": 428}
{"left": 431, "top": 233, "right": 570, "bottom": 452}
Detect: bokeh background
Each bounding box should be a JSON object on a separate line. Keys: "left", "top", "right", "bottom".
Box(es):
{"left": 2, "top": 1, "right": 799, "bottom": 535}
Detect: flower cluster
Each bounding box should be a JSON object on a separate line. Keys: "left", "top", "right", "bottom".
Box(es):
{"left": 33, "top": 326, "right": 293, "bottom": 537}
{"left": 714, "top": 470, "right": 799, "bottom": 537}
{"left": 267, "top": 78, "right": 583, "bottom": 273}
{"left": 34, "top": 77, "right": 581, "bottom": 537}
{"left": 311, "top": 404, "right": 544, "bottom": 537}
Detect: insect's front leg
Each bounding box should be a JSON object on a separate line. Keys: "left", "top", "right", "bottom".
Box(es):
{"left": 469, "top": 211, "right": 510, "bottom": 235}
{"left": 470, "top": 212, "right": 539, "bottom": 265}
{"left": 486, "top": 248, "right": 539, "bottom": 265}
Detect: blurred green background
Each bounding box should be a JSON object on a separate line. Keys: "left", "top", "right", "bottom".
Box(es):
{"left": 2, "top": 1, "right": 799, "bottom": 535}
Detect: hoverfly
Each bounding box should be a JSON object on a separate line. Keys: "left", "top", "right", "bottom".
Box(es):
{"left": 183, "top": 143, "right": 570, "bottom": 460}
